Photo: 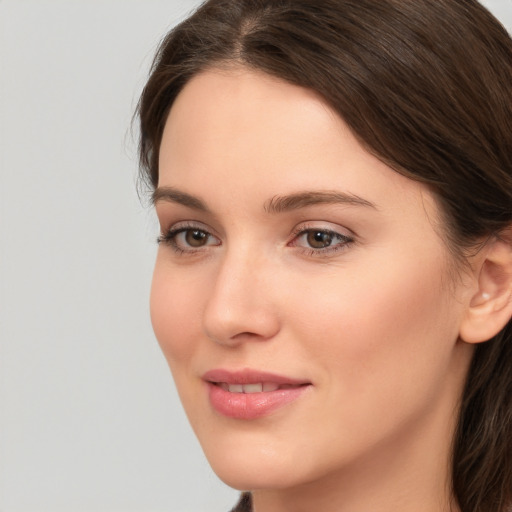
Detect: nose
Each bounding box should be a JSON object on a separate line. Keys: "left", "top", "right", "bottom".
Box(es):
{"left": 202, "top": 248, "right": 281, "bottom": 346}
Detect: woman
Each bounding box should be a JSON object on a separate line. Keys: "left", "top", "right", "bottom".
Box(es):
{"left": 136, "top": 1, "right": 512, "bottom": 511}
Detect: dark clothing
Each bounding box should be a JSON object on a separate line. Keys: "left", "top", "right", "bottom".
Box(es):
{"left": 230, "top": 492, "right": 253, "bottom": 512}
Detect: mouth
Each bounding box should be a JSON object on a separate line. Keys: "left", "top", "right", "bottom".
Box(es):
{"left": 213, "top": 382, "right": 308, "bottom": 393}
{"left": 202, "top": 369, "right": 312, "bottom": 419}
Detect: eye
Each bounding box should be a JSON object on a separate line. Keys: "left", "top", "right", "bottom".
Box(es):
{"left": 158, "top": 224, "right": 221, "bottom": 253}
{"left": 180, "top": 229, "right": 210, "bottom": 247}
{"left": 290, "top": 225, "right": 354, "bottom": 255}
{"left": 304, "top": 230, "right": 337, "bottom": 249}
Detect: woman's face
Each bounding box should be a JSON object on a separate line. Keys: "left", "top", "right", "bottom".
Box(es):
{"left": 151, "top": 68, "right": 475, "bottom": 493}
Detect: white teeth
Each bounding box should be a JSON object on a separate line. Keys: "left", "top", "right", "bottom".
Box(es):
{"left": 221, "top": 382, "right": 281, "bottom": 393}
{"left": 243, "top": 383, "right": 263, "bottom": 393}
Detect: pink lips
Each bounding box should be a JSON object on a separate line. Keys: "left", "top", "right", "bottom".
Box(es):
{"left": 203, "top": 369, "right": 311, "bottom": 420}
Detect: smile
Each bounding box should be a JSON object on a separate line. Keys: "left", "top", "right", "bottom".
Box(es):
{"left": 215, "top": 382, "right": 303, "bottom": 393}
{"left": 203, "top": 369, "right": 312, "bottom": 419}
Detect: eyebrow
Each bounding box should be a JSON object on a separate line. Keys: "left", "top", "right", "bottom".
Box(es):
{"left": 152, "top": 186, "right": 377, "bottom": 213}
{"left": 264, "top": 190, "right": 377, "bottom": 213}
{"left": 152, "top": 187, "right": 210, "bottom": 212}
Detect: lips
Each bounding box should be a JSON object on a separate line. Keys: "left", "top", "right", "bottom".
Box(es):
{"left": 203, "top": 369, "right": 311, "bottom": 420}
{"left": 217, "top": 382, "right": 298, "bottom": 393}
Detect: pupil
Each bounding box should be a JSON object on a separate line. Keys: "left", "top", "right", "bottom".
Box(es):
{"left": 186, "top": 230, "right": 207, "bottom": 247}
{"left": 308, "top": 231, "right": 332, "bottom": 248}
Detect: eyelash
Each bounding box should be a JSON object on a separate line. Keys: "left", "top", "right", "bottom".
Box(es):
{"left": 289, "top": 225, "right": 354, "bottom": 257}
{"left": 157, "top": 222, "right": 219, "bottom": 255}
{"left": 157, "top": 223, "right": 354, "bottom": 257}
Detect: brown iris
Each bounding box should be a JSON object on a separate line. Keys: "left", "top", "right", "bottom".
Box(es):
{"left": 185, "top": 229, "right": 208, "bottom": 247}
{"left": 307, "top": 230, "right": 333, "bottom": 249}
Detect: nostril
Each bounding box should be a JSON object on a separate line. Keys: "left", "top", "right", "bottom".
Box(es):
{"left": 205, "top": 329, "right": 274, "bottom": 346}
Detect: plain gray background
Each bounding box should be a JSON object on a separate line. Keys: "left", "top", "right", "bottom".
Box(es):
{"left": 0, "top": 1, "right": 510, "bottom": 511}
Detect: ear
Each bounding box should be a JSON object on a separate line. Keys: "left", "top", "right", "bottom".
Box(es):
{"left": 459, "top": 231, "right": 512, "bottom": 344}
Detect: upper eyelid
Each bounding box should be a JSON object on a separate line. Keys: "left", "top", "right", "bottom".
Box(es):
{"left": 294, "top": 228, "right": 351, "bottom": 238}
{"left": 291, "top": 221, "right": 354, "bottom": 237}
{"left": 290, "top": 228, "right": 353, "bottom": 245}
{"left": 154, "top": 203, "right": 221, "bottom": 232}
{"left": 289, "top": 222, "right": 355, "bottom": 248}
{"left": 161, "top": 220, "right": 355, "bottom": 242}
{"left": 163, "top": 220, "right": 218, "bottom": 235}
{"left": 167, "top": 223, "right": 220, "bottom": 241}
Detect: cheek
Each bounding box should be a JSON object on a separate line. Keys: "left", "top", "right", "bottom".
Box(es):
{"left": 287, "top": 252, "right": 460, "bottom": 405}
{"left": 268, "top": 253, "right": 465, "bottom": 474}
{"left": 150, "top": 260, "right": 202, "bottom": 367}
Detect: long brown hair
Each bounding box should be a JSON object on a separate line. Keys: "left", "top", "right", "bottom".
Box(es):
{"left": 136, "top": 1, "right": 512, "bottom": 510}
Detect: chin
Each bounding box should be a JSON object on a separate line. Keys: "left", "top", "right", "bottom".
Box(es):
{"left": 201, "top": 436, "right": 322, "bottom": 492}
{"left": 212, "top": 461, "right": 304, "bottom": 492}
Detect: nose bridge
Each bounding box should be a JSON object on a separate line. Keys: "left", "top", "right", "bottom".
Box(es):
{"left": 202, "top": 242, "right": 279, "bottom": 345}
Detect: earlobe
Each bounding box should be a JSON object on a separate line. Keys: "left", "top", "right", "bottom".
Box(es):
{"left": 459, "top": 232, "right": 512, "bottom": 344}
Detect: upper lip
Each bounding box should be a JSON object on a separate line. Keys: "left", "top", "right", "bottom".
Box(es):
{"left": 202, "top": 368, "right": 311, "bottom": 386}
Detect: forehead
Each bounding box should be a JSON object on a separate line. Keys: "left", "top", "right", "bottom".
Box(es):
{"left": 161, "top": 66, "right": 337, "bottom": 175}
{"left": 159, "top": 67, "right": 440, "bottom": 231}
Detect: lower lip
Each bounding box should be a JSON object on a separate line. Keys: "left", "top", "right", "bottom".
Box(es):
{"left": 207, "top": 382, "right": 310, "bottom": 420}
